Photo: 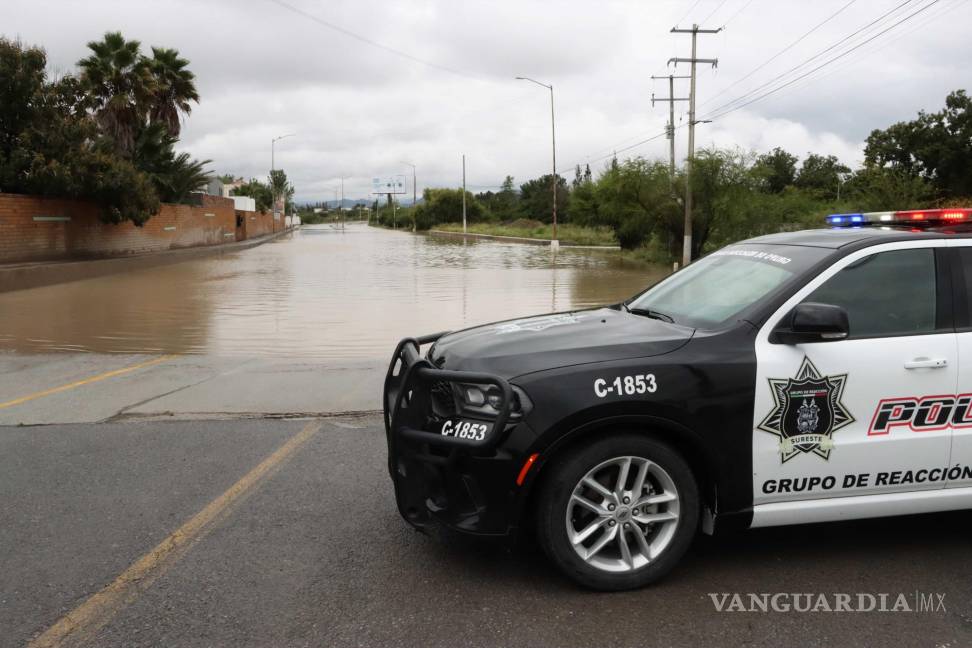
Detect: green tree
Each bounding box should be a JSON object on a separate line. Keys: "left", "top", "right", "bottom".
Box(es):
{"left": 519, "top": 174, "right": 568, "bottom": 223}
{"left": 592, "top": 158, "right": 675, "bottom": 250}
{"left": 492, "top": 175, "right": 519, "bottom": 221}
{"left": 411, "top": 188, "right": 485, "bottom": 230}
{"left": 567, "top": 165, "right": 600, "bottom": 227}
{"left": 146, "top": 46, "right": 199, "bottom": 137}
{"left": 691, "top": 148, "right": 764, "bottom": 256}
{"left": 843, "top": 166, "right": 933, "bottom": 211}
{"left": 77, "top": 31, "right": 154, "bottom": 155}
{"left": 233, "top": 178, "right": 273, "bottom": 212}
{"left": 0, "top": 38, "right": 159, "bottom": 225}
{"left": 268, "top": 169, "right": 295, "bottom": 212}
{"left": 132, "top": 121, "right": 210, "bottom": 203}
{"left": 0, "top": 37, "right": 46, "bottom": 160}
{"left": 753, "top": 147, "right": 798, "bottom": 193}
{"left": 795, "top": 153, "right": 851, "bottom": 198}
{"left": 864, "top": 90, "right": 972, "bottom": 197}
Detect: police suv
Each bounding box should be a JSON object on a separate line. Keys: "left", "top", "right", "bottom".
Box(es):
{"left": 383, "top": 208, "right": 972, "bottom": 590}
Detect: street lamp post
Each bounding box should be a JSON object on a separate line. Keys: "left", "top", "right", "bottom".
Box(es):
{"left": 516, "top": 76, "right": 558, "bottom": 244}
{"left": 401, "top": 161, "right": 417, "bottom": 231}
{"left": 271, "top": 133, "right": 295, "bottom": 223}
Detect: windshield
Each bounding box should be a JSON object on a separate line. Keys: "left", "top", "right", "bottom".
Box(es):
{"left": 627, "top": 245, "right": 829, "bottom": 328}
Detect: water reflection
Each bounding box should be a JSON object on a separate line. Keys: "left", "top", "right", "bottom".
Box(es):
{"left": 0, "top": 224, "right": 668, "bottom": 360}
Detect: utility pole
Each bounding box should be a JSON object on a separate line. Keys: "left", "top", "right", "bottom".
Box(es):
{"left": 401, "top": 161, "right": 417, "bottom": 232}
{"left": 339, "top": 175, "right": 346, "bottom": 230}
{"left": 461, "top": 154, "right": 467, "bottom": 233}
{"left": 650, "top": 75, "right": 690, "bottom": 189}
{"left": 270, "top": 133, "right": 295, "bottom": 222}
{"left": 515, "top": 76, "right": 558, "bottom": 243}
{"left": 669, "top": 24, "right": 720, "bottom": 267}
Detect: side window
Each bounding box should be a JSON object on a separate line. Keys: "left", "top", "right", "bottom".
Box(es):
{"left": 804, "top": 248, "right": 937, "bottom": 338}
{"left": 955, "top": 247, "right": 972, "bottom": 327}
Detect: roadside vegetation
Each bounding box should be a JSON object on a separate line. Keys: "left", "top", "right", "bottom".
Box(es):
{"left": 0, "top": 34, "right": 212, "bottom": 225}
{"left": 371, "top": 90, "right": 970, "bottom": 263}
{"left": 228, "top": 171, "right": 295, "bottom": 215}
{"left": 0, "top": 33, "right": 297, "bottom": 227}
{"left": 435, "top": 221, "right": 618, "bottom": 247}
{"left": 297, "top": 204, "right": 370, "bottom": 225}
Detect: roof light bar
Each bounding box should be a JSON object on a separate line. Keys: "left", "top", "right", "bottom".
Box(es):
{"left": 827, "top": 208, "right": 972, "bottom": 227}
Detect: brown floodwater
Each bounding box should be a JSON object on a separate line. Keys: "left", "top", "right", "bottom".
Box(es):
{"left": 0, "top": 224, "right": 669, "bottom": 360}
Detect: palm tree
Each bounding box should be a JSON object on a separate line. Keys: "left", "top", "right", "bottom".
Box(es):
{"left": 77, "top": 31, "right": 153, "bottom": 155}
{"left": 268, "top": 169, "right": 293, "bottom": 213}
{"left": 163, "top": 153, "right": 211, "bottom": 203}
{"left": 147, "top": 47, "right": 199, "bottom": 138}
{"left": 132, "top": 120, "right": 210, "bottom": 203}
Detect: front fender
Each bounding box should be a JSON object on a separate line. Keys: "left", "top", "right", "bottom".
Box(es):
{"left": 509, "top": 341, "right": 756, "bottom": 528}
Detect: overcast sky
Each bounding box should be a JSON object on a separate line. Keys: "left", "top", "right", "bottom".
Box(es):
{"left": 4, "top": 0, "right": 970, "bottom": 202}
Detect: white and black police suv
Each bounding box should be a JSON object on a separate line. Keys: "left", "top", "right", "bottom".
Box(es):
{"left": 383, "top": 207, "right": 972, "bottom": 590}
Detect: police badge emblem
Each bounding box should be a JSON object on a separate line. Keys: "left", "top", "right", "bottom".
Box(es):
{"left": 758, "top": 356, "right": 854, "bottom": 462}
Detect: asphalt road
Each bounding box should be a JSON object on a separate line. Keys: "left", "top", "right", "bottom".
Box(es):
{"left": 3, "top": 416, "right": 972, "bottom": 648}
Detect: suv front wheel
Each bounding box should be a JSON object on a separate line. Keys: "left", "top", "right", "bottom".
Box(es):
{"left": 535, "top": 434, "right": 700, "bottom": 590}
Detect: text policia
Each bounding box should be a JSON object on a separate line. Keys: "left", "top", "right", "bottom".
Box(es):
{"left": 762, "top": 464, "right": 972, "bottom": 495}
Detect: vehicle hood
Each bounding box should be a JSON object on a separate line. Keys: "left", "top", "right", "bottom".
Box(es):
{"left": 427, "top": 307, "right": 694, "bottom": 379}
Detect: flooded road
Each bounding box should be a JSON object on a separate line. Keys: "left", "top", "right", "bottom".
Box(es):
{"left": 0, "top": 224, "right": 667, "bottom": 360}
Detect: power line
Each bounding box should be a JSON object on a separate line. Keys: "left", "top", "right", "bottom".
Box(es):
{"left": 264, "top": 0, "right": 484, "bottom": 80}
{"left": 674, "top": 0, "right": 706, "bottom": 25}
{"left": 722, "top": 0, "right": 757, "bottom": 25}
{"left": 700, "top": 0, "right": 859, "bottom": 108}
{"left": 544, "top": 0, "right": 961, "bottom": 188}
{"left": 701, "top": 0, "right": 732, "bottom": 24}
{"left": 700, "top": 0, "right": 920, "bottom": 118}
{"left": 674, "top": 0, "right": 705, "bottom": 27}
{"left": 704, "top": 0, "right": 943, "bottom": 122}
{"left": 564, "top": 128, "right": 673, "bottom": 172}
{"left": 728, "top": 0, "right": 965, "bottom": 111}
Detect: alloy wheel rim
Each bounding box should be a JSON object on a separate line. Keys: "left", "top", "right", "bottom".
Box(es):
{"left": 565, "top": 455, "right": 680, "bottom": 573}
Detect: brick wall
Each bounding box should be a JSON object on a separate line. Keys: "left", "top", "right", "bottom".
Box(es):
{"left": 0, "top": 193, "right": 276, "bottom": 264}
{"left": 243, "top": 209, "right": 275, "bottom": 238}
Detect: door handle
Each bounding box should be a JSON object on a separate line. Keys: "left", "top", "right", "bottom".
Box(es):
{"left": 904, "top": 357, "right": 948, "bottom": 370}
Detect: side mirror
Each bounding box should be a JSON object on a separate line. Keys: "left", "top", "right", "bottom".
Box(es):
{"left": 772, "top": 302, "right": 849, "bottom": 344}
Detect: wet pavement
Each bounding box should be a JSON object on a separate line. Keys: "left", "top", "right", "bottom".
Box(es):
{"left": 0, "top": 223, "right": 663, "bottom": 360}
{"left": 5, "top": 416, "right": 971, "bottom": 648}
{"left": 0, "top": 225, "right": 666, "bottom": 426}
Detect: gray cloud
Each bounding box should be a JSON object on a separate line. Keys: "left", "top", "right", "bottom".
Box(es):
{"left": 4, "top": 0, "right": 970, "bottom": 201}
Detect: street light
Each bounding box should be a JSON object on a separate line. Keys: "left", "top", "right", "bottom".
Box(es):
{"left": 271, "top": 133, "right": 295, "bottom": 223}
{"left": 271, "top": 133, "right": 295, "bottom": 174}
{"left": 516, "top": 76, "right": 558, "bottom": 243}
{"left": 401, "top": 161, "right": 417, "bottom": 231}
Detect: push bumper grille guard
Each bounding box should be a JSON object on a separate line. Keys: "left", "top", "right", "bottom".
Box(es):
{"left": 383, "top": 334, "right": 515, "bottom": 530}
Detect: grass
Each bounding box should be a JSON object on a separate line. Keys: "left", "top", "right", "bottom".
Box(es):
{"left": 434, "top": 222, "right": 618, "bottom": 247}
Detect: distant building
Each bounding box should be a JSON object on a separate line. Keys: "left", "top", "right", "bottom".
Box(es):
{"left": 206, "top": 176, "right": 246, "bottom": 199}
{"left": 221, "top": 177, "right": 245, "bottom": 198}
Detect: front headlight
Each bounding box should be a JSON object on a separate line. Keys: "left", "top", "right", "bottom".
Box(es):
{"left": 455, "top": 383, "right": 532, "bottom": 418}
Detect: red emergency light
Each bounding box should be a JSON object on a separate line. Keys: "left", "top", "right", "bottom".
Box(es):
{"left": 828, "top": 208, "right": 972, "bottom": 227}
{"left": 894, "top": 208, "right": 972, "bottom": 222}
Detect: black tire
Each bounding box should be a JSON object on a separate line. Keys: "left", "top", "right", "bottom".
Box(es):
{"left": 535, "top": 433, "right": 700, "bottom": 591}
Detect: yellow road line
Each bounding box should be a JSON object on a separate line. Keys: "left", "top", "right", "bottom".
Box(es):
{"left": 0, "top": 354, "right": 178, "bottom": 411}
{"left": 28, "top": 419, "right": 321, "bottom": 648}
